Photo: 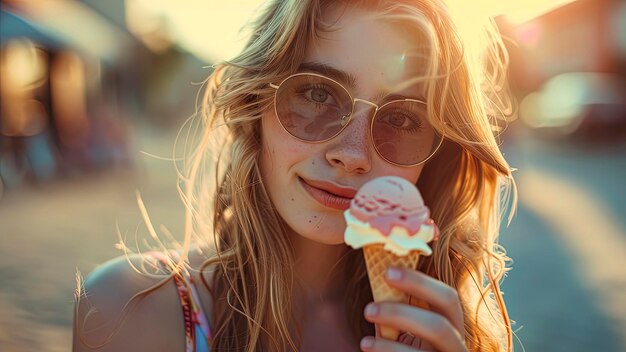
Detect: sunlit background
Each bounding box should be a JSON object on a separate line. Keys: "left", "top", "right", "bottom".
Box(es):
{"left": 1, "top": 1, "right": 625, "bottom": 351}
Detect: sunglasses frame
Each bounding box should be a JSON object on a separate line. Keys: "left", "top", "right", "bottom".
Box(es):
{"left": 269, "top": 72, "right": 444, "bottom": 167}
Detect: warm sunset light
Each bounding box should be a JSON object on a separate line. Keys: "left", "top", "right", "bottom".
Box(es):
{"left": 490, "top": 0, "right": 578, "bottom": 25}
{"left": 127, "top": 0, "right": 261, "bottom": 62}
{"left": 128, "top": 0, "right": 578, "bottom": 63}
{"left": 3, "top": 0, "right": 624, "bottom": 351}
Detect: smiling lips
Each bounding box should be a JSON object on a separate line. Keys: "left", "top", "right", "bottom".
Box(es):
{"left": 299, "top": 177, "right": 357, "bottom": 211}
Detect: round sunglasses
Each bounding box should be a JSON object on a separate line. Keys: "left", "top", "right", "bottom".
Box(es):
{"left": 269, "top": 72, "right": 443, "bottom": 167}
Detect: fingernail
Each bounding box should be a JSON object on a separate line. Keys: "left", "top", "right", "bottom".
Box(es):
{"left": 364, "top": 303, "right": 379, "bottom": 316}
{"left": 361, "top": 336, "right": 375, "bottom": 349}
{"left": 386, "top": 267, "right": 402, "bottom": 281}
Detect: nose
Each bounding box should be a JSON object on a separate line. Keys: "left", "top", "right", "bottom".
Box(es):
{"left": 325, "top": 103, "right": 373, "bottom": 174}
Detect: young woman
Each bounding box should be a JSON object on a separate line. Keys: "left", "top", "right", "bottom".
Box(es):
{"left": 74, "top": 0, "right": 516, "bottom": 351}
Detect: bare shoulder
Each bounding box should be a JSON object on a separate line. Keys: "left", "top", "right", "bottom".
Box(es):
{"left": 73, "top": 253, "right": 186, "bottom": 351}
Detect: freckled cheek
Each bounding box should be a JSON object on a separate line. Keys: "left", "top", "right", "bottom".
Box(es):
{"left": 389, "top": 164, "right": 424, "bottom": 184}
{"left": 285, "top": 143, "right": 310, "bottom": 155}
{"left": 262, "top": 112, "right": 311, "bottom": 157}
{"left": 268, "top": 139, "right": 313, "bottom": 163}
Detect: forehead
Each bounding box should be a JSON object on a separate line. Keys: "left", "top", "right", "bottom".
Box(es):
{"left": 304, "top": 5, "right": 429, "bottom": 96}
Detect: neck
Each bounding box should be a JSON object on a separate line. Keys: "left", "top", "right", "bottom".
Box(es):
{"left": 289, "top": 233, "right": 351, "bottom": 303}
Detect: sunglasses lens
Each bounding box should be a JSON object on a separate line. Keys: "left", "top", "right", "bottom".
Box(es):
{"left": 372, "top": 101, "right": 438, "bottom": 165}
{"left": 275, "top": 74, "right": 352, "bottom": 141}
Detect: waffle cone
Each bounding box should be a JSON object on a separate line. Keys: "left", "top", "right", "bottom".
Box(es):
{"left": 363, "top": 244, "right": 420, "bottom": 341}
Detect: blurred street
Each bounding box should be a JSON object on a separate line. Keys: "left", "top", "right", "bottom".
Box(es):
{"left": 0, "top": 123, "right": 625, "bottom": 352}
{"left": 500, "top": 129, "right": 626, "bottom": 352}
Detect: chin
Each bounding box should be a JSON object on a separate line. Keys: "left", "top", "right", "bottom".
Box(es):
{"left": 275, "top": 197, "right": 350, "bottom": 245}
{"left": 291, "top": 219, "right": 347, "bottom": 246}
{"left": 306, "top": 233, "right": 346, "bottom": 245}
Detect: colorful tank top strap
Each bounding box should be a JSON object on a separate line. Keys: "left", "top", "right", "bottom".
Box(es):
{"left": 150, "top": 251, "right": 212, "bottom": 352}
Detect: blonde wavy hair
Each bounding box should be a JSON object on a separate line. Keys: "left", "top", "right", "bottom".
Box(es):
{"left": 79, "top": 0, "right": 517, "bottom": 351}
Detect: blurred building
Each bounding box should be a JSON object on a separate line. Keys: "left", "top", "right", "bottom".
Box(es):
{"left": 500, "top": 0, "right": 626, "bottom": 141}
{"left": 0, "top": 0, "right": 210, "bottom": 192}
{"left": 503, "top": 0, "right": 626, "bottom": 92}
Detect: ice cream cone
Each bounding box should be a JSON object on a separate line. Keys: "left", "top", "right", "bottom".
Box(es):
{"left": 344, "top": 177, "right": 439, "bottom": 340}
{"left": 363, "top": 244, "right": 420, "bottom": 341}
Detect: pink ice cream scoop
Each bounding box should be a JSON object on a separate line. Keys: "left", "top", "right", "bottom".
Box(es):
{"left": 344, "top": 176, "right": 438, "bottom": 256}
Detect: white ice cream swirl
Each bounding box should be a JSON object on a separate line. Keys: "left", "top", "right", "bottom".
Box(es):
{"left": 344, "top": 211, "right": 436, "bottom": 256}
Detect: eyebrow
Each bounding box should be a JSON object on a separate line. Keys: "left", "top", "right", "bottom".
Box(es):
{"left": 298, "top": 62, "right": 357, "bottom": 89}
{"left": 378, "top": 93, "right": 426, "bottom": 103}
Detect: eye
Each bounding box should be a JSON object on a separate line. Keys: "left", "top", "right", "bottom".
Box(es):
{"left": 379, "top": 110, "right": 422, "bottom": 130}
{"left": 301, "top": 85, "right": 338, "bottom": 106}
{"left": 388, "top": 114, "right": 409, "bottom": 127}
{"left": 309, "top": 87, "right": 329, "bottom": 103}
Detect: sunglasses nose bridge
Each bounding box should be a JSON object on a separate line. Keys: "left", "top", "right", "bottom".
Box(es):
{"left": 349, "top": 98, "right": 378, "bottom": 122}
{"left": 353, "top": 98, "right": 378, "bottom": 110}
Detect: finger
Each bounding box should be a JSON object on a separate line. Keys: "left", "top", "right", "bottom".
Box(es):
{"left": 398, "top": 332, "right": 426, "bottom": 348}
{"left": 385, "top": 267, "right": 464, "bottom": 332}
{"left": 360, "top": 336, "right": 430, "bottom": 352}
{"left": 364, "top": 302, "right": 466, "bottom": 352}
